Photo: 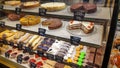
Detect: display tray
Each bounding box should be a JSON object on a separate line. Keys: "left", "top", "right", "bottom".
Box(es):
{"left": 3, "top": 5, "right": 112, "bottom": 20}
{"left": 1, "top": 18, "right": 104, "bottom": 47}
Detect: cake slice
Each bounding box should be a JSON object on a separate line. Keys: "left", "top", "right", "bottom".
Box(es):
{"left": 68, "top": 20, "right": 94, "bottom": 34}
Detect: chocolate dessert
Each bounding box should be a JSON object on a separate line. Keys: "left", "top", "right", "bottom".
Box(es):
{"left": 70, "top": 3, "right": 97, "bottom": 14}
{"left": 42, "top": 18, "right": 62, "bottom": 30}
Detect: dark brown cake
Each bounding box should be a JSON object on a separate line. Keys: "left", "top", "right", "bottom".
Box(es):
{"left": 70, "top": 3, "right": 97, "bottom": 14}
{"left": 8, "top": 13, "right": 25, "bottom": 21}
{"left": 83, "top": 3, "right": 97, "bottom": 14}
{"left": 42, "top": 18, "right": 62, "bottom": 30}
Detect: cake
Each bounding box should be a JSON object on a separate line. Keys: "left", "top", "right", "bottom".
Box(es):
{"left": 20, "top": 1, "right": 40, "bottom": 9}
{"left": 5, "top": 1, "right": 21, "bottom": 6}
{"left": 42, "top": 18, "right": 62, "bottom": 30}
{"left": 70, "top": 3, "right": 97, "bottom": 14}
{"left": 20, "top": 15, "right": 41, "bottom": 26}
{"left": 41, "top": 2, "right": 66, "bottom": 12}
{"left": 68, "top": 20, "right": 94, "bottom": 34}
{"left": 8, "top": 13, "right": 25, "bottom": 21}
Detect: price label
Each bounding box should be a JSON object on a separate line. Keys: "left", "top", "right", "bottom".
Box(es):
{"left": 37, "top": 50, "right": 44, "bottom": 57}
{"left": 24, "top": 47, "right": 32, "bottom": 53}
{"left": 38, "top": 28, "right": 46, "bottom": 36}
{"left": 0, "top": 21, "right": 5, "bottom": 27}
{"left": 0, "top": 5, "right": 3, "bottom": 10}
{"left": 55, "top": 55, "right": 63, "bottom": 63}
{"left": 83, "top": 0, "right": 89, "bottom": 2}
{"left": 5, "top": 52, "right": 10, "bottom": 58}
{"left": 115, "top": 44, "right": 120, "bottom": 51}
{"left": 15, "top": 7, "right": 21, "bottom": 15}
{"left": 74, "top": 10, "right": 85, "bottom": 21}
{"left": 30, "top": 62, "right": 36, "bottom": 68}
{"left": 17, "top": 55, "right": 23, "bottom": 64}
{"left": 39, "top": 8, "right": 47, "bottom": 16}
{"left": 9, "top": 41, "right": 14, "bottom": 46}
{"left": 16, "top": 24, "right": 22, "bottom": 30}
{"left": 3, "top": 39, "right": 8, "bottom": 44}
{"left": 70, "top": 36, "right": 81, "bottom": 45}
{"left": 46, "top": 53, "right": 54, "bottom": 60}
{"left": 17, "top": 42, "right": 23, "bottom": 50}
{"left": 20, "top": 0, "right": 26, "bottom": 2}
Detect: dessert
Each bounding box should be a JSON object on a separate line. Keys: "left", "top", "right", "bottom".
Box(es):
{"left": 20, "top": 15, "right": 41, "bottom": 26}
{"left": 5, "top": 1, "right": 21, "bottom": 6}
{"left": 42, "top": 18, "right": 62, "bottom": 30}
{"left": 41, "top": 2, "right": 66, "bottom": 12}
{"left": 21, "top": 1, "right": 40, "bottom": 9}
{"left": 68, "top": 20, "right": 94, "bottom": 34}
{"left": 8, "top": 13, "right": 25, "bottom": 21}
{"left": 70, "top": 3, "right": 97, "bottom": 14}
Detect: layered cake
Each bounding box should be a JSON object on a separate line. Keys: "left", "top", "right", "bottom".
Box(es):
{"left": 42, "top": 18, "right": 62, "bottom": 30}
{"left": 68, "top": 20, "right": 94, "bottom": 34}
{"left": 8, "top": 13, "right": 25, "bottom": 21}
{"left": 70, "top": 3, "right": 97, "bottom": 14}
{"left": 21, "top": 1, "right": 40, "bottom": 9}
{"left": 41, "top": 2, "right": 66, "bottom": 12}
{"left": 5, "top": 1, "right": 21, "bottom": 6}
{"left": 20, "top": 15, "right": 41, "bottom": 26}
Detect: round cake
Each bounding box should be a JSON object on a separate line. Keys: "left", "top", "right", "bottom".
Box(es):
{"left": 8, "top": 13, "right": 25, "bottom": 21}
{"left": 41, "top": 2, "right": 66, "bottom": 12}
{"left": 20, "top": 15, "right": 41, "bottom": 26}
{"left": 70, "top": 3, "right": 97, "bottom": 14}
{"left": 42, "top": 18, "right": 62, "bottom": 30}
{"left": 20, "top": 1, "right": 40, "bottom": 9}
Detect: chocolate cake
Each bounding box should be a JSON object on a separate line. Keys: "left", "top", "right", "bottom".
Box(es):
{"left": 42, "top": 18, "right": 62, "bottom": 30}
{"left": 8, "top": 13, "right": 25, "bottom": 21}
{"left": 70, "top": 3, "right": 97, "bottom": 14}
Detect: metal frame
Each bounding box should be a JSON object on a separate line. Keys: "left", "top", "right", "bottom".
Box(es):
{"left": 102, "top": 0, "right": 120, "bottom": 67}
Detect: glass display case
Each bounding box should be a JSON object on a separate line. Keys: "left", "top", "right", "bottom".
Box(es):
{"left": 0, "top": 0, "right": 119, "bottom": 68}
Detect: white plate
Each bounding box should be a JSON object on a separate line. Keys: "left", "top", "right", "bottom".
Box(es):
{"left": 66, "top": 25, "right": 97, "bottom": 37}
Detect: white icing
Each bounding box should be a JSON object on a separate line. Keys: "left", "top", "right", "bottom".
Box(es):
{"left": 81, "top": 21, "right": 94, "bottom": 30}
{"left": 41, "top": 2, "right": 65, "bottom": 8}
{"left": 69, "top": 20, "right": 81, "bottom": 25}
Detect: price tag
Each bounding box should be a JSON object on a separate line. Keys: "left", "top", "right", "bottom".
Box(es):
{"left": 17, "top": 55, "right": 23, "bottom": 64}
{"left": 71, "top": 63, "right": 80, "bottom": 68}
{"left": 55, "top": 55, "right": 63, "bottom": 63}
{"left": 3, "top": 39, "right": 8, "bottom": 44}
{"left": 15, "top": 7, "right": 21, "bottom": 15}
{"left": 20, "top": 0, "right": 26, "bottom": 2}
{"left": 74, "top": 10, "right": 85, "bottom": 21}
{"left": 30, "top": 62, "right": 36, "bottom": 68}
{"left": 39, "top": 8, "right": 47, "bottom": 16}
{"left": 46, "top": 53, "right": 54, "bottom": 60}
{"left": 38, "top": 28, "right": 46, "bottom": 36}
{"left": 70, "top": 36, "right": 81, "bottom": 45}
{"left": 9, "top": 41, "right": 14, "bottom": 46}
{"left": 0, "top": 21, "right": 5, "bottom": 27}
{"left": 83, "top": 0, "right": 89, "bottom": 2}
{"left": 115, "top": 44, "right": 120, "bottom": 51}
{"left": 16, "top": 24, "right": 22, "bottom": 30}
{"left": 0, "top": 5, "right": 3, "bottom": 10}
{"left": 24, "top": 47, "right": 32, "bottom": 53}
{"left": 17, "top": 42, "right": 23, "bottom": 50}
{"left": 37, "top": 50, "right": 44, "bottom": 57}
{"left": 5, "top": 52, "right": 10, "bottom": 58}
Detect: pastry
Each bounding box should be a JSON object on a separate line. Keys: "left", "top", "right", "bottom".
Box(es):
{"left": 70, "top": 3, "right": 97, "bottom": 14}
{"left": 17, "top": 33, "right": 31, "bottom": 43}
{"left": 42, "top": 18, "right": 62, "bottom": 30}
{"left": 8, "top": 13, "right": 25, "bottom": 21}
{"left": 41, "top": 2, "right": 66, "bottom": 12}
{"left": 21, "top": 1, "right": 40, "bottom": 9}
{"left": 54, "top": 63, "right": 65, "bottom": 68}
{"left": 31, "top": 36, "right": 42, "bottom": 47}
{"left": 5, "top": 1, "right": 21, "bottom": 6}
{"left": 20, "top": 15, "right": 41, "bottom": 26}
{"left": 68, "top": 20, "right": 94, "bottom": 34}
{"left": 26, "top": 35, "right": 39, "bottom": 47}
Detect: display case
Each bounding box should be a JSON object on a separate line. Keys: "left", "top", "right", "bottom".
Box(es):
{"left": 0, "top": 0, "right": 119, "bottom": 68}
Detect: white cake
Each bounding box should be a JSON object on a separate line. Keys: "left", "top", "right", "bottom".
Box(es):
{"left": 68, "top": 20, "right": 94, "bottom": 34}
{"left": 41, "top": 2, "right": 66, "bottom": 11}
